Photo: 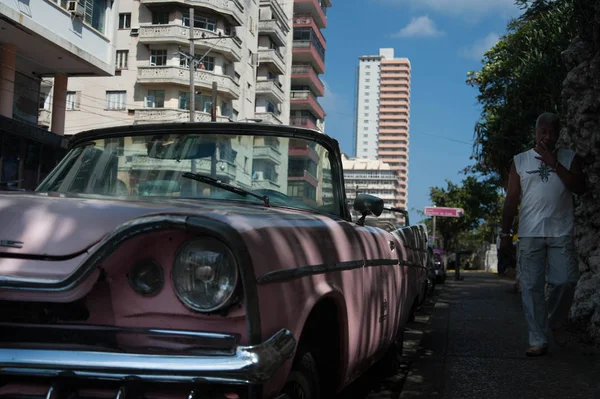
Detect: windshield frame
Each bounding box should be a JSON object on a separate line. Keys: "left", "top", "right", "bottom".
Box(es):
{"left": 42, "top": 122, "right": 351, "bottom": 221}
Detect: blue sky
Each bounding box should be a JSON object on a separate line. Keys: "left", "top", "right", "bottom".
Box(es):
{"left": 319, "top": 0, "right": 522, "bottom": 223}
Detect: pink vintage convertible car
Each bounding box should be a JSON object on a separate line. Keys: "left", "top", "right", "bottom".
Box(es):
{"left": 0, "top": 123, "right": 428, "bottom": 399}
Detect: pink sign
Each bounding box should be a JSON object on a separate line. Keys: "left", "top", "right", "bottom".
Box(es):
{"left": 424, "top": 206, "right": 465, "bottom": 218}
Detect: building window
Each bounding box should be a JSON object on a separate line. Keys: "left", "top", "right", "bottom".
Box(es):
{"left": 365, "top": 85, "right": 370, "bottom": 89}
{"left": 73, "top": 0, "right": 108, "bottom": 33}
{"left": 106, "top": 91, "right": 126, "bottom": 110}
{"left": 200, "top": 56, "right": 215, "bottom": 71}
{"left": 66, "top": 91, "right": 80, "bottom": 110}
{"left": 180, "top": 55, "right": 215, "bottom": 71}
{"left": 182, "top": 13, "right": 217, "bottom": 31}
{"left": 116, "top": 50, "right": 128, "bottom": 69}
{"left": 150, "top": 50, "right": 167, "bottom": 66}
{"left": 118, "top": 13, "right": 131, "bottom": 29}
{"left": 152, "top": 11, "right": 169, "bottom": 24}
{"left": 145, "top": 90, "right": 165, "bottom": 108}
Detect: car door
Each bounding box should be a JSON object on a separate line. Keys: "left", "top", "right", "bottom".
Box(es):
{"left": 352, "top": 224, "right": 401, "bottom": 369}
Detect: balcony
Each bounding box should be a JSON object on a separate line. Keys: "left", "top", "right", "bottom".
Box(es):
{"left": 292, "top": 41, "right": 325, "bottom": 74}
{"left": 253, "top": 145, "right": 282, "bottom": 164}
{"left": 256, "top": 80, "right": 286, "bottom": 104}
{"left": 293, "top": 15, "right": 326, "bottom": 49}
{"left": 137, "top": 67, "right": 240, "bottom": 99}
{"left": 290, "top": 115, "right": 318, "bottom": 130}
{"left": 254, "top": 112, "right": 283, "bottom": 124}
{"left": 258, "top": 20, "right": 288, "bottom": 47}
{"left": 134, "top": 108, "right": 232, "bottom": 124}
{"left": 291, "top": 65, "right": 325, "bottom": 97}
{"left": 258, "top": 49, "right": 286, "bottom": 75}
{"left": 215, "top": 161, "right": 237, "bottom": 181}
{"left": 140, "top": 0, "right": 245, "bottom": 26}
{"left": 288, "top": 170, "right": 318, "bottom": 187}
{"left": 289, "top": 144, "right": 319, "bottom": 163}
{"left": 290, "top": 91, "right": 325, "bottom": 120}
{"left": 138, "top": 25, "right": 242, "bottom": 62}
{"left": 293, "top": 0, "right": 328, "bottom": 28}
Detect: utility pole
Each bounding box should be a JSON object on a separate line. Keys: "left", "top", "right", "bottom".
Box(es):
{"left": 210, "top": 81, "right": 217, "bottom": 178}
{"left": 188, "top": 7, "right": 195, "bottom": 123}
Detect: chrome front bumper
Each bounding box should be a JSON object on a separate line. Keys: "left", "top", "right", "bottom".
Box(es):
{"left": 0, "top": 329, "right": 296, "bottom": 385}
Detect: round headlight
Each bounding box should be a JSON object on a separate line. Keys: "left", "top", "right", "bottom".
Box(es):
{"left": 128, "top": 260, "right": 164, "bottom": 296}
{"left": 172, "top": 238, "right": 239, "bottom": 313}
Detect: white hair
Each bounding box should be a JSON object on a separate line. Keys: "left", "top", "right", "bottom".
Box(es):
{"left": 536, "top": 112, "right": 561, "bottom": 135}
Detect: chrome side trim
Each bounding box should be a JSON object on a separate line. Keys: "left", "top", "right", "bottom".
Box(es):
{"left": 0, "top": 329, "right": 296, "bottom": 385}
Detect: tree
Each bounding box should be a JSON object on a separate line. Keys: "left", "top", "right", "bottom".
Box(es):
{"left": 424, "top": 176, "right": 503, "bottom": 252}
{"left": 467, "top": 0, "right": 577, "bottom": 185}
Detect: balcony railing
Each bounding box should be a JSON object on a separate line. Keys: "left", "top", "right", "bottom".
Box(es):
{"left": 290, "top": 90, "right": 325, "bottom": 119}
{"left": 137, "top": 66, "right": 240, "bottom": 99}
{"left": 258, "top": 49, "right": 286, "bottom": 75}
{"left": 134, "top": 108, "right": 231, "bottom": 124}
{"left": 253, "top": 145, "right": 282, "bottom": 164}
{"left": 292, "top": 40, "right": 325, "bottom": 62}
{"left": 256, "top": 80, "right": 285, "bottom": 103}
{"left": 138, "top": 25, "right": 242, "bottom": 61}
{"left": 289, "top": 116, "right": 317, "bottom": 130}
{"left": 140, "top": 0, "right": 244, "bottom": 26}
{"left": 254, "top": 112, "right": 283, "bottom": 125}
{"left": 258, "top": 20, "right": 287, "bottom": 46}
{"left": 290, "top": 65, "right": 325, "bottom": 96}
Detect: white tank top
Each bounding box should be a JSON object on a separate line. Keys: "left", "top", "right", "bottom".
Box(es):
{"left": 514, "top": 148, "right": 576, "bottom": 237}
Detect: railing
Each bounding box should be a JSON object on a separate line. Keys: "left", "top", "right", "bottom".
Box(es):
{"left": 140, "top": 0, "right": 244, "bottom": 24}
{"left": 289, "top": 116, "right": 317, "bottom": 128}
{"left": 138, "top": 25, "right": 242, "bottom": 60}
{"left": 292, "top": 40, "right": 325, "bottom": 62}
{"left": 134, "top": 108, "right": 231, "bottom": 123}
{"left": 258, "top": 49, "right": 286, "bottom": 71}
{"left": 137, "top": 67, "right": 240, "bottom": 98}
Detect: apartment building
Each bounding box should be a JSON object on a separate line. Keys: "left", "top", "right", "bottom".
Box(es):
{"left": 342, "top": 153, "right": 398, "bottom": 222}
{"left": 354, "top": 48, "right": 410, "bottom": 210}
{"left": 0, "top": 0, "right": 120, "bottom": 190}
{"left": 40, "top": 0, "right": 331, "bottom": 133}
{"left": 39, "top": 0, "right": 292, "bottom": 132}
{"left": 37, "top": 0, "right": 332, "bottom": 205}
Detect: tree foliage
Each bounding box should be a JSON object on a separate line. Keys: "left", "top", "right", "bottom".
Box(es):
{"left": 467, "top": 0, "right": 577, "bottom": 185}
{"left": 423, "top": 177, "right": 503, "bottom": 252}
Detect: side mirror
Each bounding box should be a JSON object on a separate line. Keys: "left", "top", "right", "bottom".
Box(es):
{"left": 389, "top": 207, "right": 410, "bottom": 226}
{"left": 354, "top": 193, "right": 384, "bottom": 226}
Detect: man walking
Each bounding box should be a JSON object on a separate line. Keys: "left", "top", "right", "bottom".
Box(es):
{"left": 500, "top": 112, "right": 586, "bottom": 357}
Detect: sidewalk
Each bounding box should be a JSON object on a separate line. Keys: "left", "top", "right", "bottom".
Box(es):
{"left": 400, "top": 272, "right": 600, "bottom": 399}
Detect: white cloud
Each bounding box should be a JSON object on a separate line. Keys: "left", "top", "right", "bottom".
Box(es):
{"left": 378, "top": 0, "right": 519, "bottom": 19}
{"left": 459, "top": 32, "right": 501, "bottom": 60}
{"left": 391, "top": 16, "right": 444, "bottom": 38}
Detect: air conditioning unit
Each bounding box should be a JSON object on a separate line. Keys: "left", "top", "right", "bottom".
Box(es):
{"left": 66, "top": 1, "right": 84, "bottom": 18}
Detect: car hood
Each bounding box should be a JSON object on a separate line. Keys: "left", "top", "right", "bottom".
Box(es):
{"left": 0, "top": 192, "right": 313, "bottom": 258}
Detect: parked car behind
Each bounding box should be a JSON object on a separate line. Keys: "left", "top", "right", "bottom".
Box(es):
{"left": 0, "top": 122, "right": 429, "bottom": 399}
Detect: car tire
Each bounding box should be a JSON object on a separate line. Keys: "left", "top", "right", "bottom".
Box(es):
{"left": 374, "top": 339, "right": 404, "bottom": 378}
{"left": 282, "top": 348, "right": 321, "bottom": 399}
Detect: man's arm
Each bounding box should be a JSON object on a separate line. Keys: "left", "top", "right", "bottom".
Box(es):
{"left": 554, "top": 154, "right": 586, "bottom": 195}
{"left": 501, "top": 161, "right": 521, "bottom": 235}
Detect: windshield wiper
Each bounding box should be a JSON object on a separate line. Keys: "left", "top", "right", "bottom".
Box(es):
{"left": 182, "top": 172, "right": 270, "bottom": 207}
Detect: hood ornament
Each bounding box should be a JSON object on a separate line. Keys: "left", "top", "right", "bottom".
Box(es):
{"left": 0, "top": 240, "right": 23, "bottom": 249}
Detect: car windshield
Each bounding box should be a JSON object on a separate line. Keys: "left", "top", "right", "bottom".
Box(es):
{"left": 36, "top": 131, "right": 339, "bottom": 215}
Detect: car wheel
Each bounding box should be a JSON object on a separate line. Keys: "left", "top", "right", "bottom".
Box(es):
{"left": 282, "top": 348, "right": 320, "bottom": 399}
{"left": 374, "top": 329, "right": 405, "bottom": 378}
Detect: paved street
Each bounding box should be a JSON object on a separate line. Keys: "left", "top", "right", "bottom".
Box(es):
{"left": 341, "top": 272, "right": 600, "bottom": 399}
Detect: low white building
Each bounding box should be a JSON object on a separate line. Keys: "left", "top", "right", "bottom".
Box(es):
{"left": 342, "top": 153, "right": 401, "bottom": 222}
